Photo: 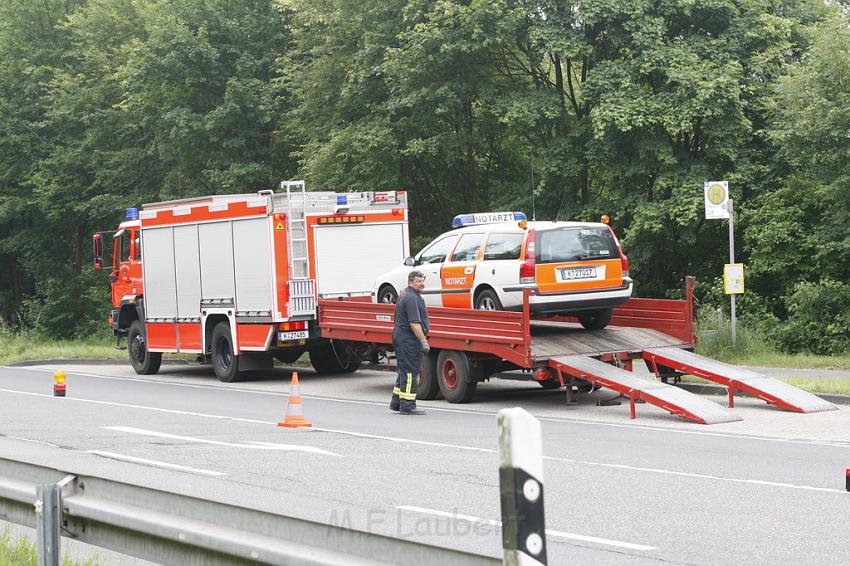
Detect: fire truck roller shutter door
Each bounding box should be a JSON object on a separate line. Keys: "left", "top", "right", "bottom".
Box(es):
{"left": 232, "top": 217, "right": 274, "bottom": 314}
{"left": 199, "top": 222, "right": 236, "bottom": 304}
{"left": 141, "top": 227, "right": 178, "bottom": 320}
{"left": 173, "top": 224, "right": 201, "bottom": 320}
{"left": 313, "top": 223, "right": 407, "bottom": 297}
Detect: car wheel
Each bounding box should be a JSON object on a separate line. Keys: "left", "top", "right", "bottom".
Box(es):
{"left": 578, "top": 309, "right": 613, "bottom": 330}
{"left": 378, "top": 285, "right": 398, "bottom": 304}
{"left": 474, "top": 289, "right": 503, "bottom": 311}
{"left": 128, "top": 320, "right": 162, "bottom": 375}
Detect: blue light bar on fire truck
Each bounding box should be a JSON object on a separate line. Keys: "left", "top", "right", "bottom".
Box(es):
{"left": 451, "top": 211, "right": 527, "bottom": 228}
{"left": 125, "top": 208, "right": 139, "bottom": 221}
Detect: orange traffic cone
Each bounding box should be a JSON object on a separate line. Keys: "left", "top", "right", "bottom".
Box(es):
{"left": 277, "top": 372, "right": 313, "bottom": 428}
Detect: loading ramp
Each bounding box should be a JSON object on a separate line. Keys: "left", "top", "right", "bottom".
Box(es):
{"left": 548, "top": 355, "right": 742, "bottom": 425}
{"left": 643, "top": 347, "right": 838, "bottom": 413}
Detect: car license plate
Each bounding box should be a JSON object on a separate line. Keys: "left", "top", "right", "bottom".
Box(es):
{"left": 278, "top": 330, "right": 309, "bottom": 341}
{"left": 558, "top": 267, "right": 597, "bottom": 281}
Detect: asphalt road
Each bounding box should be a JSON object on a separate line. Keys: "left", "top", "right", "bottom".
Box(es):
{"left": 1, "top": 362, "right": 848, "bottom": 565}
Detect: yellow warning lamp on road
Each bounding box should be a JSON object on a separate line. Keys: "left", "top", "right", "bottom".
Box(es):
{"left": 600, "top": 215, "right": 610, "bottom": 225}
{"left": 53, "top": 370, "right": 67, "bottom": 397}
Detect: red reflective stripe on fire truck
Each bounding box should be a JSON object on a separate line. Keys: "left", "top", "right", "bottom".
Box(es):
{"left": 141, "top": 201, "right": 267, "bottom": 227}
{"left": 177, "top": 323, "right": 202, "bottom": 352}
{"left": 147, "top": 323, "right": 178, "bottom": 350}
{"left": 237, "top": 324, "right": 274, "bottom": 350}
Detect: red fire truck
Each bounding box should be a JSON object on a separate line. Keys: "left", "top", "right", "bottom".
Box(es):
{"left": 92, "top": 181, "right": 409, "bottom": 382}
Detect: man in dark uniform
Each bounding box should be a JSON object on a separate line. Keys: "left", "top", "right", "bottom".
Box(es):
{"left": 390, "top": 270, "right": 430, "bottom": 415}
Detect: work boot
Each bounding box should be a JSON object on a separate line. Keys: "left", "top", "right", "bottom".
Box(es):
{"left": 399, "top": 408, "right": 426, "bottom": 415}
{"left": 389, "top": 400, "right": 400, "bottom": 412}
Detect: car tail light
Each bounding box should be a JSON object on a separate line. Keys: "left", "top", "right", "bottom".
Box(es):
{"left": 607, "top": 226, "right": 630, "bottom": 276}
{"left": 520, "top": 229, "right": 536, "bottom": 284}
{"left": 280, "top": 321, "right": 306, "bottom": 331}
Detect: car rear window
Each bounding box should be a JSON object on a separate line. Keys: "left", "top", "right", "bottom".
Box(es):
{"left": 537, "top": 226, "right": 617, "bottom": 264}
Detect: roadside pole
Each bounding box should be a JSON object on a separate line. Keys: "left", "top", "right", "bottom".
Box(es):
{"left": 728, "top": 199, "right": 736, "bottom": 347}
{"left": 498, "top": 408, "right": 546, "bottom": 566}
{"left": 705, "top": 180, "right": 743, "bottom": 348}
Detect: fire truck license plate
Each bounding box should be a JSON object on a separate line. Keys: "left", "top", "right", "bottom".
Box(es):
{"left": 278, "top": 330, "right": 309, "bottom": 341}
{"left": 558, "top": 267, "right": 596, "bottom": 281}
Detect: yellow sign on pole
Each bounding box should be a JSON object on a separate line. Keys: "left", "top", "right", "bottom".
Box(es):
{"left": 724, "top": 263, "right": 745, "bottom": 294}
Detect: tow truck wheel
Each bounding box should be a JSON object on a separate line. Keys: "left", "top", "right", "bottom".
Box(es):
{"left": 128, "top": 320, "right": 162, "bottom": 375}
{"left": 418, "top": 350, "right": 441, "bottom": 400}
{"left": 437, "top": 350, "right": 477, "bottom": 403}
{"left": 211, "top": 322, "right": 244, "bottom": 382}
{"left": 474, "top": 289, "right": 502, "bottom": 311}
{"left": 578, "top": 309, "right": 613, "bottom": 330}
{"left": 378, "top": 285, "right": 398, "bottom": 304}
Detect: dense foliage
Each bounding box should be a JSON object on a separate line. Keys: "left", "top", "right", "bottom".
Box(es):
{"left": 0, "top": 0, "right": 848, "bottom": 353}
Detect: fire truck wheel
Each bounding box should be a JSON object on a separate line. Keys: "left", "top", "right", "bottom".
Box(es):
{"left": 275, "top": 348, "right": 306, "bottom": 365}
{"left": 418, "top": 350, "right": 441, "bottom": 400}
{"left": 377, "top": 285, "right": 398, "bottom": 304}
{"left": 578, "top": 309, "right": 613, "bottom": 330}
{"left": 211, "top": 322, "right": 244, "bottom": 382}
{"left": 436, "top": 350, "right": 477, "bottom": 403}
{"left": 128, "top": 320, "right": 162, "bottom": 375}
{"left": 474, "top": 289, "right": 502, "bottom": 311}
{"left": 538, "top": 379, "right": 562, "bottom": 390}
{"left": 309, "top": 340, "right": 361, "bottom": 375}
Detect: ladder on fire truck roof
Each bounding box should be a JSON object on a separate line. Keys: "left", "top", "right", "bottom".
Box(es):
{"left": 281, "top": 180, "right": 316, "bottom": 317}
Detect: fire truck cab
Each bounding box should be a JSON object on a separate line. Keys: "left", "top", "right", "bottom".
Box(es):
{"left": 93, "top": 182, "right": 409, "bottom": 381}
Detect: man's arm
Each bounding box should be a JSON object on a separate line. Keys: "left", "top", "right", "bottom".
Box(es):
{"left": 409, "top": 322, "right": 426, "bottom": 341}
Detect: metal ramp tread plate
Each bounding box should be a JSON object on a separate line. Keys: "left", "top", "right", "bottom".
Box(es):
{"left": 549, "top": 355, "right": 742, "bottom": 425}
{"left": 643, "top": 347, "right": 837, "bottom": 413}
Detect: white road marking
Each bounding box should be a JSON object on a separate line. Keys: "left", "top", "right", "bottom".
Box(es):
{"left": 5, "top": 436, "right": 61, "bottom": 448}
{"left": 103, "top": 426, "right": 340, "bottom": 456}
{"left": 7, "top": 365, "right": 847, "bottom": 448}
{"left": 396, "top": 505, "right": 657, "bottom": 551}
{"left": 87, "top": 450, "right": 225, "bottom": 476}
{"left": 543, "top": 455, "right": 849, "bottom": 494}
{"left": 0, "top": 387, "right": 845, "bottom": 494}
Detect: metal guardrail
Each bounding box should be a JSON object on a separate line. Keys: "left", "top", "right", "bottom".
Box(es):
{"left": 0, "top": 457, "right": 501, "bottom": 566}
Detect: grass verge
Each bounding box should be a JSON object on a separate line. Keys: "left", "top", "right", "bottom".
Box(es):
{"left": 695, "top": 322, "right": 850, "bottom": 370}
{"left": 0, "top": 330, "right": 120, "bottom": 366}
{"left": 0, "top": 524, "right": 105, "bottom": 566}
{"left": 679, "top": 374, "right": 850, "bottom": 397}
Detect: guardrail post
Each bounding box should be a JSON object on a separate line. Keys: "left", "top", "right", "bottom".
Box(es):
{"left": 36, "top": 483, "right": 61, "bottom": 566}
{"left": 498, "top": 408, "right": 546, "bottom": 565}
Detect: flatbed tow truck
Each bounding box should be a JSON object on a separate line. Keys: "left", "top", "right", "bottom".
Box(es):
{"left": 93, "top": 186, "right": 836, "bottom": 425}
{"left": 320, "top": 277, "right": 837, "bottom": 424}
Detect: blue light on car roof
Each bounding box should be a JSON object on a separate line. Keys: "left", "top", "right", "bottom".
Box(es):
{"left": 451, "top": 211, "right": 527, "bottom": 228}
{"left": 125, "top": 208, "right": 139, "bottom": 221}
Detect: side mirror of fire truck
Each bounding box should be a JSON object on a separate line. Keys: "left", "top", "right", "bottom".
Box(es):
{"left": 92, "top": 233, "right": 104, "bottom": 269}
{"left": 403, "top": 256, "right": 416, "bottom": 267}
